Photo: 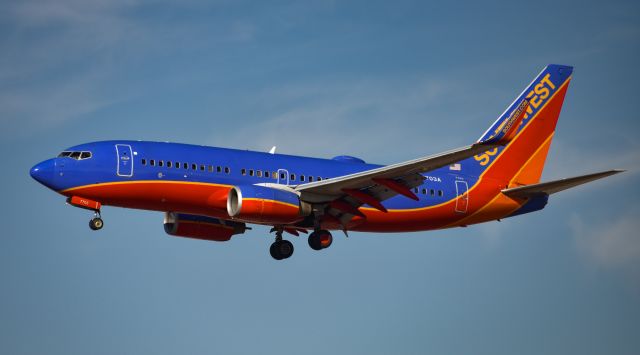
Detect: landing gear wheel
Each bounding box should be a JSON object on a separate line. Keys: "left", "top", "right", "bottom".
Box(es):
{"left": 308, "top": 232, "right": 322, "bottom": 250}
{"left": 278, "top": 240, "right": 294, "bottom": 259}
{"left": 308, "top": 230, "right": 332, "bottom": 251}
{"left": 89, "top": 217, "right": 104, "bottom": 231}
{"left": 270, "top": 240, "right": 294, "bottom": 260}
{"left": 320, "top": 232, "right": 333, "bottom": 249}
{"left": 270, "top": 242, "right": 283, "bottom": 260}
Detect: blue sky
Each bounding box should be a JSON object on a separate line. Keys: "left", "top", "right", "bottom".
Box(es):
{"left": 1, "top": 0, "right": 639, "bottom": 354}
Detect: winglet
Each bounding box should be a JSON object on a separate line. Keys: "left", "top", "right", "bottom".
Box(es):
{"left": 479, "top": 98, "right": 529, "bottom": 145}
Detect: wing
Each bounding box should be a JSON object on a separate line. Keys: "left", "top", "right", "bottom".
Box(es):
{"left": 293, "top": 98, "right": 532, "bottom": 226}
{"left": 296, "top": 98, "right": 530, "bottom": 201}
{"left": 296, "top": 142, "right": 501, "bottom": 200}
{"left": 294, "top": 142, "right": 504, "bottom": 227}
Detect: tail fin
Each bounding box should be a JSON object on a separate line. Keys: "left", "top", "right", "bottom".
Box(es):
{"left": 470, "top": 64, "right": 573, "bottom": 186}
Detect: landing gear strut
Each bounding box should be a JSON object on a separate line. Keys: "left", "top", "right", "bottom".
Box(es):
{"left": 269, "top": 228, "right": 294, "bottom": 260}
{"left": 308, "top": 230, "right": 332, "bottom": 251}
{"left": 89, "top": 211, "right": 103, "bottom": 231}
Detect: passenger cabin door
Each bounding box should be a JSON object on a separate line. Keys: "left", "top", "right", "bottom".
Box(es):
{"left": 116, "top": 144, "right": 133, "bottom": 177}
{"left": 455, "top": 180, "right": 469, "bottom": 213}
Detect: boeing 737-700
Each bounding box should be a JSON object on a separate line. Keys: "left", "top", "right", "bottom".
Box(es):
{"left": 30, "top": 64, "right": 623, "bottom": 260}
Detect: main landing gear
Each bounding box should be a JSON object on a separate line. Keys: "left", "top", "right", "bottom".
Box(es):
{"left": 268, "top": 227, "right": 333, "bottom": 260}
{"left": 89, "top": 211, "right": 104, "bottom": 231}
{"left": 308, "top": 230, "right": 333, "bottom": 251}
{"left": 270, "top": 229, "right": 294, "bottom": 260}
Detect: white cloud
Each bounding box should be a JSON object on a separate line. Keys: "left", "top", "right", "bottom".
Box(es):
{"left": 211, "top": 77, "right": 473, "bottom": 162}
{"left": 0, "top": 0, "right": 262, "bottom": 139}
{"left": 570, "top": 211, "right": 640, "bottom": 278}
{"left": 543, "top": 139, "right": 639, "bottom": 184}
{"left": 470, "top": 221, "right": 509, "bottom": 250}
{"left": 10, "top": 0, "right": 136, "bottom": 26}
{"left": 0, "top": 71, "right": 122, "bottom": 138}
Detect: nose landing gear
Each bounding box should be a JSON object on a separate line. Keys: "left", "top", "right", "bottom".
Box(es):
{"left": 67, "top": 196, "right": 104, "bottom": 231}
{"left": 89, "top": 211, "right": 104, "bottom": 231}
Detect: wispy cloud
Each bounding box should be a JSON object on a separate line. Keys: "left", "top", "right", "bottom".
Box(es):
{"left": 570, "top": 211, "right": 640, "bottom": 281}
{"left": 211, "top": 77, "right": 474, "bottom": 161}
{"left": 0, "top": 0, "right": 260, "bottom": 140}
{"left": 0, "top": 70, "right": 123, "bottom": 137}
{"left": 543, "top": 139, "right": 639, "bottom": 182}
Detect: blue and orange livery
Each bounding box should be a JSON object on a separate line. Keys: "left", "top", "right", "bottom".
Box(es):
{"left": 30, "top": 65, "right": 623, "bottom": 260}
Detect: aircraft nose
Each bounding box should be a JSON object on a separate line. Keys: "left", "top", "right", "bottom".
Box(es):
{"left": 30, "top": 158, "right": 56, "bottom": 188}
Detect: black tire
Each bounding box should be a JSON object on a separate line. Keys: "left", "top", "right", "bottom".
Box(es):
{"left": 278, "top": 240, "right": 294, "bottom": 259}
{"left": 308, "top": 232, "right": 323, "bottom": 251}
{"left": 270, "top": 242, "right": 283, "bottom": 260}
{"left": 89, "top": 218, "right": 103, "bottom": 231}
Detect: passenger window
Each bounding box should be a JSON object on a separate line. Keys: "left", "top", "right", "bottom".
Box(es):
{"left": 300, "top": 175, "right": 305, "bottom": 182}
{"left": 414, "top": 187, "right": 418, "bottom": 193}
{"left": 308, "top": 176, "right": 314, "bottom": 182}
{"left": 257, "top": 170, "right": 262, "bottom": 177}
{"left": 208, "top": 165, "right": 213, "bottom": 172}
{"left": 216, "top": 166, "right": 222, "bottom": 173}
{"left": 159, "top": 161, "right": 164, "bottom": 167}
{"left": 430, "top": 189, "right": 435, "bottom": 196}
{"left": 290, "top": 174, "right": 296, "bottom": 181}
{"left": 150, "top": 159, "right": 155, "bottom": 166}
{"left": 167, "top": 161, "right": 172, "bottom": 168}
{"left": 183, "top": 162, "right": 188, "bottom": 169}
{"left": 317, "top": 177, "right": 322, "bottom": 181}
{"left": 142, "top": 159, "right": 146, "bottom": 165}
{"left": 438, "top": 190, "right": 443, "bottom": 197}
{"left": 225, "top": 167, "right": 230, "bottom": 174}
{"left": 422, "top": 188, "right": 427, "bottom": 195}
{"left": 192, "top": 164, "right": 197, "bottom": 170}
{"left": 200, "top": 165, "right": 205, "bottom": 171}
{"left": 241, "top": 169, "right": 246, "bottom": 176}
{"left": 175, "top": 162, "right": 179, "bottom": 169}
{"left": 249, "top": 170, "right": 254, "bottom": 176}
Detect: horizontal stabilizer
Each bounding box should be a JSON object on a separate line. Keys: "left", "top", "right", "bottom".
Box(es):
{"left": 501, "top": 169, "right": 624, "bottom": 198}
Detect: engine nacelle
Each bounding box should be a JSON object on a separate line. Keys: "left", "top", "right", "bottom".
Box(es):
{"left": 227, "top": 185, "right": 310, "bottom": 224}
{"left": 163, "top": 212, "right": 247, "bottom": 242}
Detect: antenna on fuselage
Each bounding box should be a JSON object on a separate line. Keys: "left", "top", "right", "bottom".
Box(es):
{"left": 269, "top": 146, "right": 276, "bottom": 154}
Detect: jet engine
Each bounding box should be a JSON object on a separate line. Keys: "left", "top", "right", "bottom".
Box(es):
{"left": 227, "top": 185, "right": 311, "bottom": 224}
{"left": 163, "top": 212, "right": 247, "bottom": 242}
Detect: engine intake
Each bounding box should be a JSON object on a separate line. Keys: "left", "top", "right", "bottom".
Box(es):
{"left": 164, "top": 212, "right": 247, "bottom": 242}
{"left": 227, "top": 185, "right": 310, "bottom": 224}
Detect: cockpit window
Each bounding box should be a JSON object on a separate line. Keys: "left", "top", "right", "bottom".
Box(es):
{"left": 58, "top": 151, "right": 92, "bottom": 160}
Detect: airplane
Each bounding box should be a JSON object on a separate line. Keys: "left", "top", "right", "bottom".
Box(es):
{"left": 30, "top": 64, "right": 623, "bottom": 260}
